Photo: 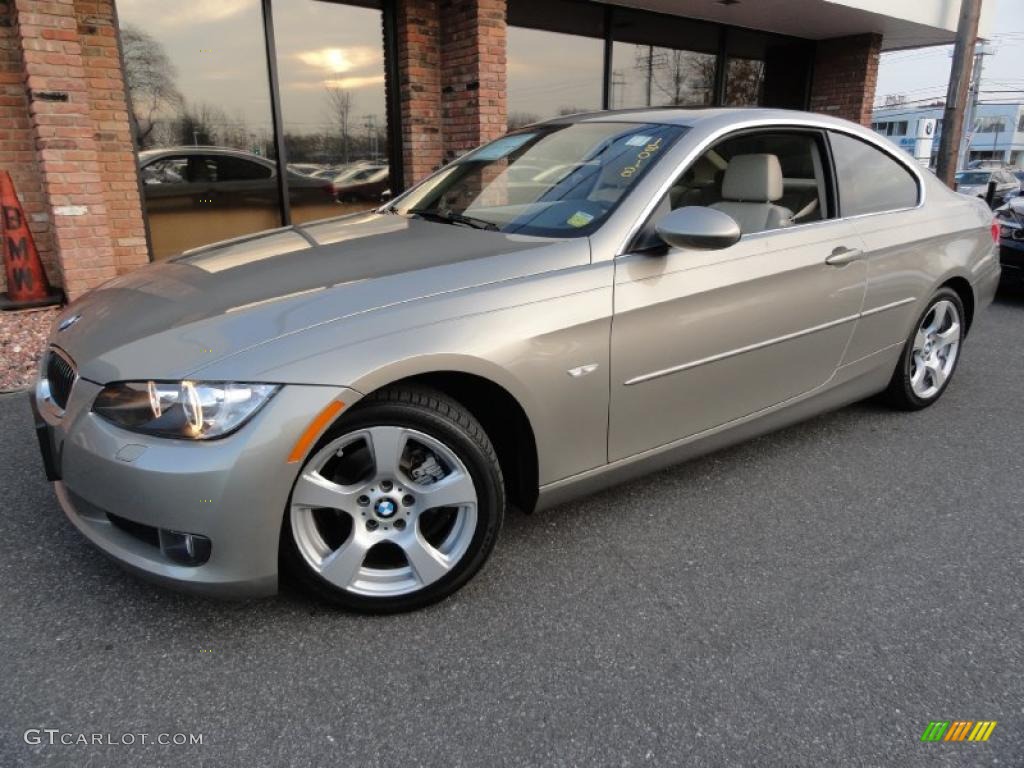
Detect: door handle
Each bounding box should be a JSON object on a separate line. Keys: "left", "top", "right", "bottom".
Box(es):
{"left": 825, "top": 246, "right": 863, "bottom": 266}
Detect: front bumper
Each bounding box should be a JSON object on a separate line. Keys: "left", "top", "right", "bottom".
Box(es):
{"left": 32, "top": 377, "right": 356, "bottom": 598}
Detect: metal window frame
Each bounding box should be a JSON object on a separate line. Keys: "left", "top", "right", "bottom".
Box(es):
{"left": 261, "top": 0, "right": 292, "bottom": 226}
{"left": 261, "top": 0, "right": 403, "bottom": 218}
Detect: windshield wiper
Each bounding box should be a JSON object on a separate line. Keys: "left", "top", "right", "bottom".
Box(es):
{"left": 408, "top": 208, "right": 499, "bottom": 231}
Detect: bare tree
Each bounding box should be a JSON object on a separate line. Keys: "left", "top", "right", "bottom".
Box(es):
{"left": 174, "top": 102, "right": 249, "bottom": 149}
{"left": 325, "top": 86, "right": 353, "bottom": 164}
{"left": 120, "top": 25, "right": 182, "bottom": 147}
{"left": 724, "top": 59, "right": 765, "bottom": 106}
{"left": 635, "top": 46, "right": 715, "bottom": 107}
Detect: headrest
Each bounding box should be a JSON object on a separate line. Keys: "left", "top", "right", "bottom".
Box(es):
{"left": 721, "top": 154, "right": 784, "bottom": 203}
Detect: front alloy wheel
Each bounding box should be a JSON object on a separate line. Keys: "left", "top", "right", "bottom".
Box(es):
{"left": 282, "top": 386, "right": 504, "bottom": 612}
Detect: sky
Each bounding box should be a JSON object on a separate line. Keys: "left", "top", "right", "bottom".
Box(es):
{"left": 875, "top": 0, "right": 1024, "bottom": 109}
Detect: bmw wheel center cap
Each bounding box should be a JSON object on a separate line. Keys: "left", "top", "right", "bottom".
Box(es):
{"left": 375, "top": 499, "right": 397, "bottom": 519}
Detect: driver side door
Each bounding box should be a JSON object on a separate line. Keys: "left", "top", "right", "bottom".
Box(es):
{"left": 608, "top": 128, "right": 867, "bottom": 461}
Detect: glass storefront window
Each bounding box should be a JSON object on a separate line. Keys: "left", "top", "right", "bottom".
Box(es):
{"left": 507, "top": 0, "right": 605, "bottom": 128}
{"left": 118, "top": 0, "right": 282, "bottom": 259}
{"left": 609, "top": 9, "right": 718, "bottom": 109}
{"left": 272, "top": 0, "right": 389, "bottom": 224}
{"left": 507, "top": 27, "right": 604, "bottom": 128}
{"left": 725, "top": 28, "right": 811, "bottom": 109}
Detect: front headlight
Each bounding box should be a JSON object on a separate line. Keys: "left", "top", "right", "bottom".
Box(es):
{"left": 93, "top": 381, "right": 280, "bottom": 439}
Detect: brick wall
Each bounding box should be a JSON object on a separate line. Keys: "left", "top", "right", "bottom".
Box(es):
{"left": 391, "top": 0, "right": 507, "bottom": 187}
{"left": 809, "top": 33, "right": 882, "bottom": 126}
{"left": 0, "top": 0, "right": 147, "bottom": 300}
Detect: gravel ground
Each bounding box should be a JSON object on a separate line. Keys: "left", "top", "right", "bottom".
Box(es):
{"left": 0, "top": 307, "right": 58, "bottom": 392}
{"left": 1, "top": 291, "right": 1022, "bottom": 767}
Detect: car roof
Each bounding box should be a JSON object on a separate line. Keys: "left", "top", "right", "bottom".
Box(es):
{"left": 531, "top": 106, "right": 880, "bottom": 135}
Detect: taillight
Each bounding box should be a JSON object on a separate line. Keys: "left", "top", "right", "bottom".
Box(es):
{"left": 991, "top": 220, "right": 1000, "bottom": 243}
{"left": 324, "top": 182, "right": 337, "bottom": 198}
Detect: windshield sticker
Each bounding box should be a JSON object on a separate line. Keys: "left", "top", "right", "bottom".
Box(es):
{"left": 625, "top": 135, "right": 653, "bottom": 147}
{"left": 566, "top": 211, "right": 595, "bottom": 228}
{"left": 470, "top": 133, "right": 536, "bottom": 161}
{"left": 620, "top": 137, "right": 664, "bottom": 178}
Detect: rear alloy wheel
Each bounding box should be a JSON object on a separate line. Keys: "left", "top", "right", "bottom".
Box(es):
{"left": 883, "top": 288, "right": 964, "bottom": 410}
{"left": 282, "top": 387, "right": 504, "bottom": 613}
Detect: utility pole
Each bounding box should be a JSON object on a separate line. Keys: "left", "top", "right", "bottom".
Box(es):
{"left": 959, "top": 41, "right": 990, "bottom": 171}
{"left": 936, "top": 0, "right": 983, "bottom": 187}
{"left": 646, "top": 46, "right": 654, "bottom": 107}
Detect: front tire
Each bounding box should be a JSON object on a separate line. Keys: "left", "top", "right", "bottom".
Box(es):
{"left": 281, "top": 386, "right": 504, "bottom": 613}
{"left": 882, "top": 288, "right": 965, "bottom": 410}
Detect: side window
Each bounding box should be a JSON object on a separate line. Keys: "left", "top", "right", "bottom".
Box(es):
{"left": 214, "top": 156, "right": 273, "bottom": 182}
{"left": 829, "top": 131, "right": 919, "bottom": 216}
{"left": 662, "top": 131, "right": 832, "bottom": 236}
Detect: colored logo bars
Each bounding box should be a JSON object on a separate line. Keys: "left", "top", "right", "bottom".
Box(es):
{"left": 921, "top": 721, "right": 997, "bottom": 742}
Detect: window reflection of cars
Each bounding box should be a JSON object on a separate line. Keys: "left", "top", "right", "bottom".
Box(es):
{"left": 288, "top": 163, "right": 322, "bottom": 177}
{"left": 138, "top": 147, "right": 338, "bottom": 212}
{"left": 331, "top": 164, "right": 390, "bottom": 203}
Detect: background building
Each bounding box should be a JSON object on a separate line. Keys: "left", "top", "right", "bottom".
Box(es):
{"left": 0, "top": 0, "right": 988, "bottom": 298}
{"left": 872, "top": 102, "right": 1024, "bottom": 167}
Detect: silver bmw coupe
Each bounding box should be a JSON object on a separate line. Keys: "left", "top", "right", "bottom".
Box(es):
{"left": 32, "top": 108, "right": 1001, "bottom": 612}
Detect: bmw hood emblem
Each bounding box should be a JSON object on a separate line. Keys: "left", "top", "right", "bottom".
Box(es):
{"left": 57, "top": 313, "right": 81, "bottom": 332}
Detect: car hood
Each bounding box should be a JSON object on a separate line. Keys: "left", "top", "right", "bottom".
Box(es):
{"left": 51, "top": 211, "right": 584, "bottom": 383}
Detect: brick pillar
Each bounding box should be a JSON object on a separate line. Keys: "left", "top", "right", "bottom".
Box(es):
{"left": 389, "top": 0, "right": 507, "bottom": 188}
{"left": 809, "top": 33, "right": 881, "bottom": 126}
{"left": 0, "top": 0, "right": 58, "bottom": 294}
{"left": 439, "top": 0, "right": 506, "bottom": 162}
{"left": 76, "top": 1, "right": 148, "bottom": 276}
{"left": 6, "top": 0, "right": 148, "bottom": 300}
{"left": 392, "top": 0, "right": 443, "bottom": 189}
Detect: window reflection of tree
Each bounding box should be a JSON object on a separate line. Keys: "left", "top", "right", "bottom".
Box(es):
{"left": 631, "top": 46, "right": 715, "bottom": 107}
{"left": 725, "top": 58, "right": 766, "bottom": 107}
{"left": 121, "top": 25, "right": 182, "bottom": 147}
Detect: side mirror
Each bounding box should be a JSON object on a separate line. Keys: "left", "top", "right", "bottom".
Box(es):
{"left": 654, "top": 206, "right": 741, "bottom": 251}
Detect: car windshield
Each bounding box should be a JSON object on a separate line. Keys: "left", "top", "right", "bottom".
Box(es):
{"left": 956, "top": 172, "right": 991, "bottom": 185}
{"left": 392, "top": 122, "right": 686, "bottom": 237}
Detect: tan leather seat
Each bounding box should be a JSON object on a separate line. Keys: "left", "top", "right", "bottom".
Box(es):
{"left": 710, "top": 154, "right": 793, "bottom": 235}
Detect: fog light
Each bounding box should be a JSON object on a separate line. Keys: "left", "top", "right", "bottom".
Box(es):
{"left": 158, "top": 529, "right": 212, "bottom": 566}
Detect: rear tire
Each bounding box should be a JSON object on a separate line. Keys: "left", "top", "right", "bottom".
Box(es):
{"left": 281, "top": 385, "right": 504, "bottom": 613}
{"left": 882, "top": 288, "right": 965, "bottom": 410}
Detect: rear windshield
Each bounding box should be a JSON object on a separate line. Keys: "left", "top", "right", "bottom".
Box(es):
{"left": 393, "top": 122, "right": 686, "bottom": 237}
{"left": 956, "top": 172, "right": 990, "bottom": 185}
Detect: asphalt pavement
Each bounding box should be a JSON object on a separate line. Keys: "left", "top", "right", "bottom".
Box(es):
{"left": 2, "top": 290, "right": 1023, "bottom": 768}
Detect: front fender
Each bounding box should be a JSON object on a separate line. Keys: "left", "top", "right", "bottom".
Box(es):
{"left": 191, "top": 264, "right": 615, "bottom": 485}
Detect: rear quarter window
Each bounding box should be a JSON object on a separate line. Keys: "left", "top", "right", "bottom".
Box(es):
{"left": 829, "top": 131, "right": 919, "bottom": 217}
